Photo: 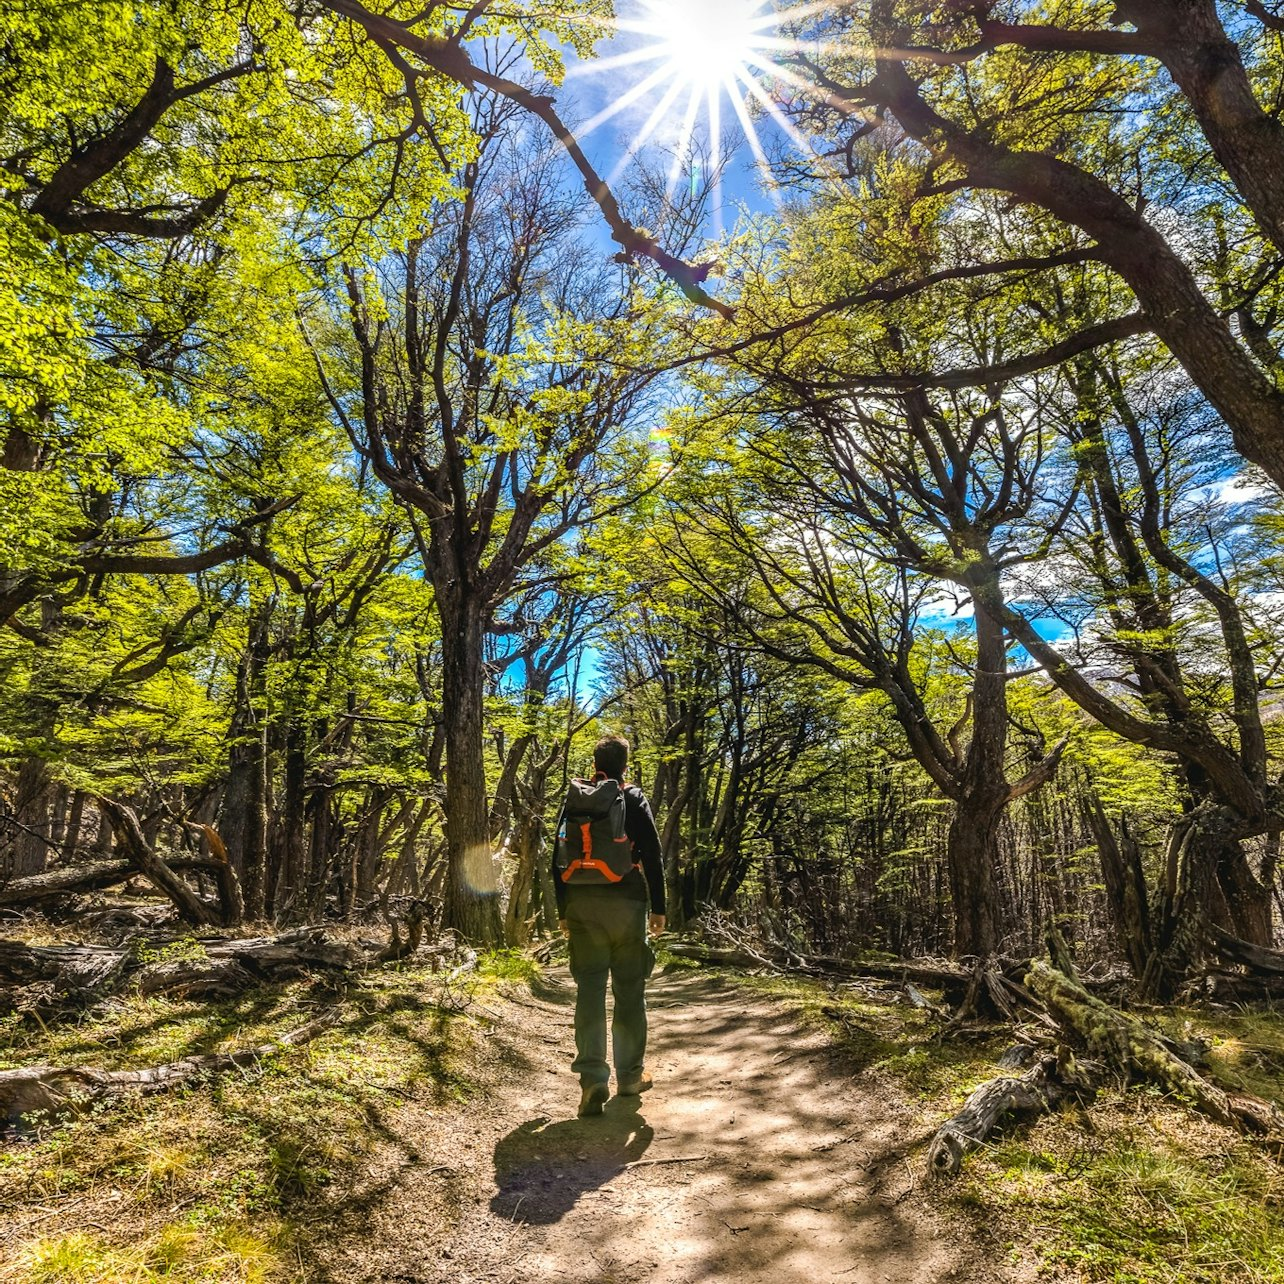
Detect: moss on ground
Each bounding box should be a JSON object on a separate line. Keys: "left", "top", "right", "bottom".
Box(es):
{"left": 0, "top": 946, "right": 541, "bottom": 1283}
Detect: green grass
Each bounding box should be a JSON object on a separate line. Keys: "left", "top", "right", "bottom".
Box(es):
{"left": 17, "top": 1220, "right": 287, "bottom": 1283}
{"left": 653, "top": 944, "right": 700, "bottom": 970}
{"left": 736, "top": 968, "right": 1007, "bottom": 1093}
{"left": 694, "top": 963, "right": 1284, "bottom": 1283}
{"left": 953, "top": 1100, "right": 1284, "bottom": 1283}
{"left": 0, "top": 957, "right": 499, "bottom": 1283}
{"left": 476, "top": 948, "right": 542, "bottom": 985}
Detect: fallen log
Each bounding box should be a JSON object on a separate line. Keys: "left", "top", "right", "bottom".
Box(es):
{"left": 810, "top": 954, "right": 973, "bottom": 1000}
{"left": 77, "top": 901, "right": 178, "bottom": 938}
{"left": 926, "top": 1054, "right": 1077, "bottom": 1180}
{"left": 204, "top": 927, "right": 365, "bottom": 975}
{"left": 665, "top": 941, "right": 975, "bottom": 1000}
{"left": 0, "top": 1012, "right": 338, "bottom": 1133}
{"left": 1207, "top": 924, "right": 1284, "bottom": 977}
{"left": 1026, "top": 960, "right": 1284, "bottom": 1137}
{"left": 98, "top": 799, "right": 222, "bottom": 927}
{"left": 133, "top": 956, "right": 260, "bottom": 999}
{"left": 1, "top": 926, "right": 367, "bottom": 1010}
{"left": 1200, "top": 970, "right": 1284, "bottom": 1005}
{"left": 0, "top": 855, "right": 233, "bottom": 911}
{"left": 0, "top": 860, "right": 134, "bottom": 905}
{"left": 663, "top": 942, "right": 767, "bottom": 970}
{"left": 0, "top": 939, "right": 129, "bottom": 1003}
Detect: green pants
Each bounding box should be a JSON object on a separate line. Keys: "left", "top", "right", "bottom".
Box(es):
{"left": 565, "top": 894, "right": 655, "bottom": 1088}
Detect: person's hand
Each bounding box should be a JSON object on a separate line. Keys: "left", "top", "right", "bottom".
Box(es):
{"left": 649, "top": 914, "right": 666, "bottom": 937}
{"left": 559, "top": 918, "right": 570, "bottom": 937}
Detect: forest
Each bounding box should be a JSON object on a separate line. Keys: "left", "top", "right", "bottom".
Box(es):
{"left": 5, "top": 2, "right": 1284, "bottom": 1282}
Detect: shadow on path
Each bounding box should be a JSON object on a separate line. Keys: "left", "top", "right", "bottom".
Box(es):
{"left": 491, "top": 1097, "right": 653, "bottom": 1225}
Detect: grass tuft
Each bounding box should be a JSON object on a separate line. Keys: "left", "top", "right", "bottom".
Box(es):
{"left": 477, "top": 948, "right": 541, "bottom": 985}
{"left": 17, "top": 1219, "right": 286, "bottom": 1284}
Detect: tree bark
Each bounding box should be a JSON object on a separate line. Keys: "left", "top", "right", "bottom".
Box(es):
{"left": 218, "top": 600, "right": 271, "bottom": 918}
{"left": 870, "top": 52, "right": 1284, "bottom": 493}
{"left": 945, "top": 805, "right": 1002, "bottom": 958}
{"left": 1086, "top": 799, "right": 1153, "bottom": 979}
{"left": 439, "top": 601, "right": 502, "bottom": 944}
{"left": 9, "top": 758, "right": 54, "bottom": 878}
{"left": 926, "top": 1054, "right": 1071, "bottom": 1179}
{"left": 99, "top": 799, "right": 221, "bottom": 927}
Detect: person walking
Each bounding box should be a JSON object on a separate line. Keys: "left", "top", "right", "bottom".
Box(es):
{"left": 553, "top": 734, "right": 666, "bottom": 1118}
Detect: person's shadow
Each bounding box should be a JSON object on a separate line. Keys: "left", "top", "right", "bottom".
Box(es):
{"left": 491, "top": 1097, "right": 653, "bottom": 1225}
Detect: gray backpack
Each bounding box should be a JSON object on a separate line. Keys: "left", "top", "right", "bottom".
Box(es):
{"left": 557, "top": 778, "right": 636, "bottom": 884}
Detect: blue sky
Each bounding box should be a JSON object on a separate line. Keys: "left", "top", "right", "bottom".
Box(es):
{"left": 553, "top": 1, "right": 789, "bottom": 237}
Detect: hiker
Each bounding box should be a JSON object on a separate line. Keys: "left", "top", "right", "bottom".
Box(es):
{"left": 553, "top": 734, "right": 666, "bottom": 1118}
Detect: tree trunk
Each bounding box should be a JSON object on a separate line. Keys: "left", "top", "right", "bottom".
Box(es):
{"left": 440, "top": 602, "right": 502, "bottom": 944}
{"left": 305, "top": 787, "right": 336, "bottom": 920}
{"left": 272, "top": 718, "right": 308, "bottom": 923}
{"left": 945, "top": 803, "right": 1002, "bottom": 958}
{"left": 944, "top": 588, "right": 1010, "bottom": 959}
{"left": 9, "top": 758, "right": 53, "bottom": 877}
{"left": 99, "top": 798, "right": 221, "bottom": 927}
{"left": 219, "top": 601, "right": 271, "bottom": 918}
{"left": 63, "top": 790, "right": 86, "bottom": 858}
{"left": 1210, "top": 833, "right": 1273, "bottom": 947}
{"left": 1086, "top": 798, "right": 1153, "bottom": 978}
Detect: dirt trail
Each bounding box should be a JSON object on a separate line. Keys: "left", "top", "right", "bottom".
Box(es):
{"left": 316, "top": 967, "right": 1026, "bottom": 1284}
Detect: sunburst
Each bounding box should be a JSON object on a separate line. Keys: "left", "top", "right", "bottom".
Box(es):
{"left": 568, "top": 0, "right": 836, "bottom": 226}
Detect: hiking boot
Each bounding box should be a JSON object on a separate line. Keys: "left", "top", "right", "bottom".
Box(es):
{"left": 578, "top": 1081, "right": 610, "bottom": 1117}
{"left": 616, "top": 1071, "right": 653, "bottom": 1096}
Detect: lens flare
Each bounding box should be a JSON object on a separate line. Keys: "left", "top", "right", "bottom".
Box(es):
{"left": 570, "top": 0, "right": 835, "bottom": 224}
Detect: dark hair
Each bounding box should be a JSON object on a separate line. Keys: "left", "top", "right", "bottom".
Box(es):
{"left": 593, "top": 735, "right": 630, "bottom": 781}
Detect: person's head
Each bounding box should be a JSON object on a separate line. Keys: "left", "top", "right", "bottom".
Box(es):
{"left": 593, "top": 734, "right": 630, "bottom": 782}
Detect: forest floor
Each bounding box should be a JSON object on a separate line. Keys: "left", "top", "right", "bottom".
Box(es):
{"left": 311, "top": 964, "right": 1010, "bottom": 1284}
{"left": 3, "top": 942, "right": 1284, "bottom": 1283}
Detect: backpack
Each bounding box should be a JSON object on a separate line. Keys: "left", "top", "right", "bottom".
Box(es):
{"left": 557, "top": 777, "right": 636, "bottom": 884}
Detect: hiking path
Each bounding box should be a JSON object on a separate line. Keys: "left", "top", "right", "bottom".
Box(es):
{"left": 315, "top": 967, "right": 1029, "bottom": 1284}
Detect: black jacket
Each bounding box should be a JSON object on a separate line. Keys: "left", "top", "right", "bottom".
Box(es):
{"left": 552, "top": 781, "right": 666, "bottom": 916}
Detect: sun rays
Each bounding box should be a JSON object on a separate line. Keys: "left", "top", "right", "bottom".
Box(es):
{"left": 566, "top": 0, "right": 838, "bottom": 225}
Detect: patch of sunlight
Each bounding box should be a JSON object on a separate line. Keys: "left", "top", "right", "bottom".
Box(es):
{"left": 17, "top": 1219, "right": 287, "bottom": 1284}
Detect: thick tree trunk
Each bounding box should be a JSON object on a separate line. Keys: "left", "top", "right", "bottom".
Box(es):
{"left": 505, "top": 758, "right": 553, "bottom": 944}
{"left": 945, "top": 804, "right": 1002, "bottom": 958}
{"left": 219, "top": 602, "right": 271, "bottom": 918}
{"left": 1210, "top": 834, "right": 1273, "bottom": 947}
{"left": 440, "top": 603, "right": 502, "bottom": 944}
{"left": 1124, "top": 0, "right": 1284, "bottom": 258}
{"left": 944, "top": 589, "right": 1011, "bottom": 959}
{"left": 9, "top": 758, "right": 53, "bottom": 877}
{"left": 271, "top": 719, "right": 308, "bottom": 922}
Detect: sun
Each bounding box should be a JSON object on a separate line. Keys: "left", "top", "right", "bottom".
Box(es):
{"left": 569, "top": 0, "right": 827, "bottom": 217}
{"left": 642, "top": 0, "right": 772, "bottom": 94}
